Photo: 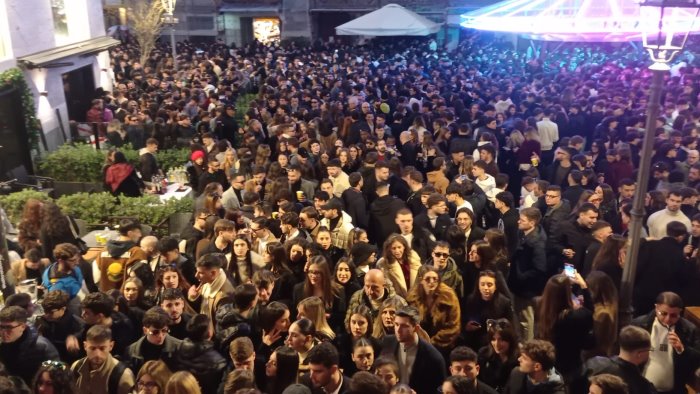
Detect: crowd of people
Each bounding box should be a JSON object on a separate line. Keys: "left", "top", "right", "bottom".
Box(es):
{"left": 3, "top": 30, "right": 700, "bottom": 394}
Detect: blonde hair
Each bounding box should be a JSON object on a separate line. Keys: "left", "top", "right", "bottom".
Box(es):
{"left": 137, "top": 360, "right": 172, "bottom": 393}
{"left": 164, "top": 371, "right": 201, "bottom": 394}
{"left": 298, "top": 296, "right": 336, "bottom": 340}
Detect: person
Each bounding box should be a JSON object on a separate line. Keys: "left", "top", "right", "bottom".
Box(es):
{"left": 293, "top": 255, "right": 346, "bottom": 332}
{"left": 395, "top": 208, "right": 436, "bottom": 262}
{"left": 164, "top": 371, "right": 201, "bottom": 394}
{"left": 380, "top": 306, "right": 446, "bottom": 394}
{"left": 135, "top": 360, "right": 173, "bottom": 394}
{"left": 152, "top": 264, "right": 193, "bottom": 312}
{"left": 187, "top": 253, "right": 235, "bottom": 327}
{"left": 580, "top": 326, "right": 656, "bottom": 394}
{"left": 449, "top": 346, "right": 499, "bottom": 394}
{"left": 157, "top": 236, "right": 196, "bottom": 290}
{"left": 298, "top": 297, "right": 336, "bottom": 342}
{"left": 39, "top": 202, "right": 81, "bottom": 261}
{"left": 0, "top": 306, "right": 59, "bottom": 385}
{"left": 342, "top": 172, "right": 370, "bottom": 229}
{"left": 42, "top": 243, "right": 84, "bottom": 316}
{"left": 302, "top": 342, "right": 352, "bottom": 394}
{"left": 429, "top": 241, "right": 464, "bottom": 299}
{"left": 9, "top": 247, "right": 47, "bottom": 287}
{"left": 35, "top": 290, "right": 84, "bottom": 363}
{"left": 104, "top": 151, "right": 144, "bottom": 197}
{"left": 369, "top": 182, "right": 406, "bottom": 247}
{"left": 463, "top": 271, "right": 515, "bottom": 352}
{"left": 587, "top": 374, "right": 628, "bottom": 394}
{"left": 552, "top": 203, "right": 598, "bottom": 272}
{"left": 406, "top": 265, "right": 461, "bottom": 352}
{"left": 121, "top": 277, "right": 151, "bottom": 330}
{"left": 18, "top": 198, "right": 43, "bottom": 253}
{"left": 226, "top": 235, "right": 265, "bottom": 285}
{"left": 175, "top": 314, "right": 227, "bottom": 393}
{"left": 478, "top": 320, "right": 520, "bottom": 393}
{"left": 333, "top": 257, "right": 362, "bottom": 305}
{"left": 72, "top": 325, "right": 135, "bottom": 394}
{"left": 584, "top": 271, "right": 619, "bottom": 358}
{"left": 80, "top": 291, "right": 137, "bottom": 357}
{"left": 647, "top": 189, "right": 691, "bottom": 239}
{"left": 374, "top": 357, "right": 400, "bottom": 389}
{"left": 320, "top": 199, "right": 355, "bottom": 251}
{"left": 582, "top": 221, "right": 613, "bottom": 276}
{"left": 285, "top": 318, "right": 320, "bottom": 375}
{"left": 441, "top": 375, "right": 477, "bottom": 394}
{"left": 414, "top": 193, "right": 451, "bottom": 241}
{"left": 139, "top": 138, "right": 161, "bottom": 183}
{"left": 123, "top": 307, "right": 183, "bottom": 374}
{"left": 349, "top": 371, "right": 389, "bottom": 394}
{"left": 94, "top": 218, "right": 148, "bottom": 292}
{"left": 503, "top": 339, "right": 566, "bottom": 394}
{"left": 376, "top": 235, "right": 421, "bottom": 299}
{"left": 590, "top": 235, "right": 627, "bottom": 291}
{"left": 159, "top": 288, "right": 192, "bottom": 340}
{"left": 265, "top": 345, "right": 300, "bottom": 394}
{"left": 632, "top": 292, "right": 700, "bottom": 394}
{"left": 32, "top": 360, "right": 77, "bottom": 394}
{"left": 494, "top": 192, "right": 520, "bottom": 257}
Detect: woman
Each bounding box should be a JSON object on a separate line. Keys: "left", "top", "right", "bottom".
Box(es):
{"left": 297, "top": 296, "right": 335, "bottom": 342}
{"left": 590, "top": 139, "right": 607, "bottom": 172}
{"left": 591, "top": 234, "right": 627, "bottom": 290}
{"left": 39, "top": 202, "right": 80, "bottom": 261}
{"left": 104, "top": 151, "right": 144, "bottom": 197}
{"left": 41, "top": 243, "right": 83, "bottom": 316}
{"left": 465, "top": 241, "right": 511, "bottom": 300}
{"left": 136, "top": 360, "right": 172, "bottom": 394}
{"left": 285, "top": 238, "right": 309, "bottom": 284}
{"left": 203, "top": 193, "right": 224, "bottom": 218}
{"left": 32, "top": 360, "right": 76, "bottom": 394}
{"left": 259, "top": 302, "right": 292, "bottom": 365}
{"left": 333, "top": 257, "right": 361, "bottom": 304}
{"left": 536, "top": 273, "right": 594, "bottom": 381}
{"left": 374, "top": 357, "right": 400, "bottom": 389}
{"left": 164, "top": 371, "right": 201, "bottom": 394}
{"left": 285, "top": 318, "right": 319, "bottom": 375}
{"left": 292, "top": 256, "right": 346, "bottom": 331}
{"left": 265, "top": 346, "right": 299, "bottom": 394}
{"left": 348, "top": 145, "right": 363, "bottom": 172}
{"left": 376, "top": 234, "right": 421, "bottom": 299}
{"left": 406, "top": 266, "right": 460, "bottom": 351}
{"left": 151, "top": 265, "right": 193, "bottom": 312}
{"left": 349, "top": 337, "right": 376, "bottom": 376}
{"left": 18, "top": 198, "right": 43, "bottom": 253}
{"left": 584, "top": 271, "right": 618, "bottom": 359}
{"left": 315, "top": 227, "right": 345, "bottom": 268}
{"left": 222, "top": 148, "right": 238, "bottom": 177}
{"left": 372, "top": 296, "right": 408, "bottom": 339}
{"left": 226, "top": 235, "right": 265, "bottom": 286}
{"left": 339, "top": 304, "right": 381, "bottom": 373}
{"left": 187, "top": 150, "right": 207, "bottom": 188}
{"left": 262, "top": 242, "right": 296, "bottom": 305}
{"left": 121, "top": 277, "right": 151, "bottom": 330}
{"left": 463, "top": 271, "right": 515, "bottom": 351}
{"left": 484, "top": 229, "right": 510, "bottom": 277}
{"left": 477, "top": 320, "right": 519, "bottom": 392}
{"left": 347, "top": 228, "right": 369, "bottom": 253}
{"left": 595, "top": 183, "right": 618, "bottom": 224}
{"left": 338, "top": 148, "right": 352, "bottom": 174}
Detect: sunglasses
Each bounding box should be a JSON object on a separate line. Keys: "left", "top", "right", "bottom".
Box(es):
{"left": 147, "top": 328, "right": 170, "bottom": 335}
{"left": 433, "top": 252, "right": 449, "bottom": 258}
{"left": 486, "top": 319, "right": 510, "bottom": 330}
{"left": 42, "top": 360, "right": 67, "bottom": 371}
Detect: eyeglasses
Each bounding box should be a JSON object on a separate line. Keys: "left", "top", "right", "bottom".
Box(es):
{"left": 138, "top": 381, "right": 159, "bottom": 389}
{"left": 0, "top": 324, "right": 21, "bottom": 331}
{"left": 147, "top": 328, "right": 170, "bottom": 335}
{"left": 41, "top": 360, "right": 67, "bottom": 370}
{"left": 433, "top": 252, "right": 449, "bottom": 258}
{"left": 545, "top": 194, "right": 560, "bottom": 199}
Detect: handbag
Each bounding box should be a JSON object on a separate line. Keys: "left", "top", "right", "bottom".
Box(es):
{"left": 66, "top": 216, "right": 89, "bottom": 255}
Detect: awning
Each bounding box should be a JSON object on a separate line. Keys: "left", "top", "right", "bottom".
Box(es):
{"left": 336, "top": 4, "right": 442, "bottom": 36}
{"left": 17, "top": 36, "right": 121, "bottom": 69}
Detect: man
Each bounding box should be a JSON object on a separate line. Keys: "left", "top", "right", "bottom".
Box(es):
{"left": 688, "top": 163, "right": 700, "bottom": 189}
{"left": 647, "top": 189, "right": 691, "bottom": 239}
{"left": 562, "top": 170, "right": 585, "bottom": 206}
{"left": 201, "top": 219, "right": 236, "bottom": 255}
{"left": 449, "top": 346, "right": 499, "bottom": 394}
{"left": 428, "top": 242, "right": 465, "bottom": 302}
{"left": 345, "top": 269, "right": 396, "bottom": 327}
{"left": 369, "top": 182, "right": 406, "bottom": 247}
{"left": 478, "top": 144, "right": 500, "bottom": 178}
{"left": 404, "top": 170, "right": 426, "bottom": 216}
{"left": 582, "top": 221, "right": 613, "bottom": 276}
{"left": 72, "top": 325, "right": 135, "bottom": 394}
{"left": 395, "top": 208, "right": 435, "bottom": 261}
{"left": 427, "top": 157, "right": 450, "bottom": 194}
{"left": 553, "top": 203, "right": 598, "bottom": 272}
{"left": 537, "top": 108, "right": 560, "bottom": 165}
{"left": 214, "top": 104, "right": 239, "bottom": 146}
{"left": 178, "top": 314, "right": 228, "bottom": 394}
{"left": 250, "top": 217, "right": 278, "bottom": 256}
{"left": 198, "top": 157, "right": 229, "bottom": 195}
{"left": 157, "top": 235, "right": 195, "bottom": 285}
{"left": 0, "top": 306, "right": 59, "bottom": 385}
{"left": 473, "top": 160, "right": 496, "bottom": 195}
{"left": 160, "top": 288, "right": 192, "bottom": 340}
{"left": 36, "top": 290, "right": 84, "bottom": 363}
{"left": 299, "top": 207, "right": 322, "bottom": 241}
{"left": 280, "top": 211, "right": 311, "bottom": 243}
{"left": 303, "top": 342, "right": 352, "bottom": 394}
{"left": 380, "top": 306, "right": 446, "bottom": 394}
{"left": 414, "top": 193, "right": 451, "bottom": 241}
{"left": 341, "top": 172, "right": 369, "bottom": 229}
{"left": 363, "top": 160, "right": 391, "bottom": 205}
{"left": 327, "top": 159, "right": 351, "bottom": 198}
{"left": 81, "top": 291, "right": 136, "bottom": 357}
{"left": 504, "top": 339, "right": 565, "bottom": 394}
{"left": 508, "top": 207, "right": 548, "bottom": 341}
{"left": 456, "top": 207, "right": 486, "bottom": 254}
{"left": 542, "top": 186, "right": 572, "bottom": 274}
{"left": 446, "top": 183, "right": 474, "bottom": 217}
{"left": 634, "top": 222, "right": 689, "bottom": 315}
{"left": 181, "top": 209, "right": 210, "bottom": 257}
{"left": 222, "top": 170, "right": 246, "bottom": 210}
{"left": 548, "top": 147, "right": 574, "bottom": 188}
{"left": 320, "top": 199, "right": 355, "bottom": 250}
{"left": 581, "top": 325, "right": 657, "bottom": 394}
{"left": 288, "top": 164, "right": 316, "bottom": 203}
{"left": 495, "top": 191, "right": 520, "bottom": 257}
{"left": 139, "top": 138, "right": 160, "bottom": 183}
{"left": 94, "top": 218, "right": 148, "bottom": 291}
{"left": 123, "top": 307, "right": 182, "bottom": 373}
{"left": 617, "top": 179, "right": 636, "bottom": 203}
{"left": 633, "top": 292, "right": 700, "bottom": 394}
{"left": 187, "top": 253, "right": 235, "bottom": 326}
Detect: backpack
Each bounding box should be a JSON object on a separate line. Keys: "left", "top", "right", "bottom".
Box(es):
{"left": 73, "top": 358, "right": 127, "bottom": 394}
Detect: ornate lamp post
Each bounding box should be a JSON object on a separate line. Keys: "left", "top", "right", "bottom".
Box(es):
{"left": 160, "top": 0, "right": 178, "bottom": 71}
{"left": 621, "top": 0, "right": 700, "bottom": 325}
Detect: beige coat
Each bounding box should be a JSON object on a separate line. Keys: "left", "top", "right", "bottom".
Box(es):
{"left": 376, "top": 250, "right": 422, "bottom": 299}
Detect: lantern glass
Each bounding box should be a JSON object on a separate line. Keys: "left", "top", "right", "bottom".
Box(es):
{"left": 638, "top": 0, "right": 700, "bottom": 65}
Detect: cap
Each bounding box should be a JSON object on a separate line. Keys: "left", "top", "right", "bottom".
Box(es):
{"left": 327, "top": 158, "right": 341, "bottom": 168}
{"left": 191, "top": 150, "right": 205, "bottom": 162}
{"left": 350, "top": 242, "right": 377, "bottom": 264}
{"left": 320, "top": 198, "right": 343, "bottom": 212}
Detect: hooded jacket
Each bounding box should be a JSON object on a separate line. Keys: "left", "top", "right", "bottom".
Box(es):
{"left": 430, "top": 257, "right": 464, "bottom": 299}
{"left": 504, "top": 367, "right": 566, "bottom": 394}
{"left": 95, "top": 239, "right": 148, "bottom": 291}
{"left": 0, "top": 326, "right": 60, "bottom": 384}
{"left": 175, "top": 338, "right": 227, "bottom": 394}
{"left": 369, "top": 195, "right": 406, "bottom": 247}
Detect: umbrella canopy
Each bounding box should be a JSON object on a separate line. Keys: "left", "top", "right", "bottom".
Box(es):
{"left": 336, "top": 3, "right": 442, "bottom": 36}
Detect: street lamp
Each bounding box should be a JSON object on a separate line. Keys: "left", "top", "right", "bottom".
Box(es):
{"left": 160, "top": 0, "right": 178, "bottom": 71}
{"left": 620, "top": 0, "right": 700, "bottom": 326}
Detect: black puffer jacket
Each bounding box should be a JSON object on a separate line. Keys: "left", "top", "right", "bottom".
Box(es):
{"left": 0, "top": 326, "right": 60, "bottom": 384}
{"left": 176, "top": 339, "right": 227, "bottom": 394}
{"left": 214, "top": 304, "right": 252, "bottom": 355}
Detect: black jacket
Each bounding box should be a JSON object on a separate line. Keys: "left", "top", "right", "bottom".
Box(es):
{"left": 552, "top": 219, "right": 594, "bottom": 272}
{"left": 369, "top": 195, "right": 406, "bottom": 247}
{"left": 410, "top": 226, "right": 437, "bottom": 261}
{"left": 508, "top": 226, "right": 548, "bottom": 298}
{"left": 380, "top": 335, "right": 446, "bottom": 394}
{"left": 123, "top": 334, "right": 182, "bottom": 373}
{"left": 633, "top": 237, "right": 686, "bottom": 316}
{"left": 414, "top": 212, "right": 451, "bottom": 241}
{"left": 499, "top": 209, "right": 520, "bottom": 258}
{"left": 175, "top": 338, "right": 227, "bottom": 394}
{"left": 503, "top": 367, "right": 566, "bottom": 394}
{"left": 0, "top": 327, "right": 60, "bottom": 384}
{"left": 139, "top": 151, "right": 159, "bottom": 182}
{"left": 35, "top": 310, "right": 84, "bottom": 363}
{"left": 579, "top": 356, "right": 657, "bottom": 394}
{"left": 341, "top": 187, "right": 369, "bottom": 229}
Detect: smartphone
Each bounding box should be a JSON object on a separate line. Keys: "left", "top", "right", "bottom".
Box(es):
{"left": 564, "top": 263, "right": 576, "bottom": 278}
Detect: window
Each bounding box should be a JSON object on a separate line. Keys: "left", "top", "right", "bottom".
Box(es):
{"left": 188, "top": 16, "right": 214, "bottom": 30}
{"left": 51, "top": 0, "right": 69, "bottom": 38}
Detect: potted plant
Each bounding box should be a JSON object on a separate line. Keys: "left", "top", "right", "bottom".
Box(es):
{"left": 38, "top": 144, "right": 106, "bottom": 196}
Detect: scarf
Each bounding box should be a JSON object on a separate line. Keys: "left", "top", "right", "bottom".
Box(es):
{"left": 105, "top": 163, "right": 134, "bottom": 192}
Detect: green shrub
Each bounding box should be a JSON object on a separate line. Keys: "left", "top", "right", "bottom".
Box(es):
{"left": 0, "top": 189, "right": 53, "bottom": 224}
{"left": 56, "top": 192, "right": 117, "bottom": 224}
{"left": 156, "top": 148, "right": 191, "bottom": 172}
{"left": 38, "top": 144, "right": 106, "bottom": 183}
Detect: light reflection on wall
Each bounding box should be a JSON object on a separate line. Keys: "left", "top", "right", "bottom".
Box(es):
{"left": 253, "top": 18, "right": 280, "bottom": 44}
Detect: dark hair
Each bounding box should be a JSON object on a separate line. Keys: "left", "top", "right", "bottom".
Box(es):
{"left": 268, "top": 346, "right": 299, "bottom": 394}
{"left": 349, "top": 371, "right": 389, "bottom": 394}
{"left": 157, "top": 236, "right": 180, "bottom": 254}
{"left": 161, "top": 287, "right": 185, "bottom": 302}
{"left": 589, "top": 374, "right": 629, "bottom": 394}
{"left": 495, "top": 191, "right": 514, "bottom": 208}
{"left": 81, "top": 292, "right": 115, "bottom": 318}
{"left": 196, "top": 253, "right": 225, "bottom": 269}
{"left": 41, "top": 290, "right": 70, "bottom": 311}
{"left": 32, "top": 362, "right": 77, "bottom": 394}
{"left": 86, "top": 325, "right": 112, "bottom": 342}
{"left": 618, "top": 325, "right": 651, "bottom": 352}
{"left": 667, "top": 221, "right": 689, "bottom": 238}
{"left": 0, "top": 306, "right": 27, "bottom": 323}
{"left": 186, "top": 314, "right": 210, "bottom": 342}
{"left": 234, "top": 283, "right": 258, "bottom": 310}
{"left": 259, "top": 301, "right": 289, "bottom": 332}
{"left": 520, "top": 339, "right": 556, "bottom": 371}
{"left": 656, "top": 291, "right": 684, "bottom": 309}
{"left": 450, "top": 346, "right": 478, "bottom": 363}
{"left": 395, "top": 306, "right": 420, "bottom": 326}
{"left": 306, "top": 341, "right": 339, "bottom": 368}
{"left": 142, "top": 307, "right": 170, "bottom": 329}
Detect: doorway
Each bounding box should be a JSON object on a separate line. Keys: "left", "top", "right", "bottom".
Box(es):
{"left": 0, "top": 86, "right": 34, "bottom": 181}
{"left": 62, "top": 65, "right": 96, "bottom": 122}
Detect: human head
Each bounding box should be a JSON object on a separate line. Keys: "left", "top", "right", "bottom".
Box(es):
{"left": 655, "top": 291, "right": 684, "bottom": 327}
{"left": 164, "top": 371, "right": 202, "bottom": 394}
{"left": 142, "top": 307, "right": 171, "bottom": 346}
{"left": 194, "top": 253, "right": 225, "bottom": 285}
{"left": 81, "top": 291, "right": 114, "bottom": 325}
{"left": 518, "top": 339, "right": 556, "bottom": 376}
{"left": 577, "top": 203, "right": 599, "bottom": 228}
{"left": 160, "top": 288, "right": 186, "bottom": 324}
{"left": 32, "top": 360, "right": 76, "bottom": 394}
{"left": 306, "top": 342, "right": 340, "bottom": 389}
{"left": 84, "top": 325, "right": 114, "bottom": 369}
{"left": 588, "top": 374, "right": 629, "bottom": 394}
{"left": 0, "top": 306, "right": 28, "bottom": 344}
{"left": 393, "top": 306, "right": 420, "bottom": 344}
{"left": 40, "top": 290, "right": 69, "bottom": 322}
{"left": 285, "top": 318, "right": 316, "bottom": 352}
{"left": 618, "top": 325, "right": 652, "bottom": 365}
{"left": 136, "top": 360, "right": 173, "bottom": 394}
{"left": 374, "top": 357, "right": 399, "bottom": 388}
{"left": 363, "top": 269, "right": 386, "bottom": 300}
{"left": 449, "top": 346, "right": 480, "bottom": 380}
{"left": 230, "top": 336, "right": 256, "bottom": 370}
{"left": 518, "top": 207, "right": 541, "bottom": 232}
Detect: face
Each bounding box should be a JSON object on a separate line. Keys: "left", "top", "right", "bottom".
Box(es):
{"left": 619, "top": 184, "right": 636, "bottom": 199}
{"left": 234, "top": 354, "right": 255, "bottom": 370}
{"left": 316, "top": 231, "right": 333, "bottom": 249}
{"left": 162, "top": 271, "right": 179, "bottom": 288}
{"left": 432, "top": 246, "right": 450, "bottom": 269}
{"left": 376, "top": 365, "right": 398, "bottom": 387}
{"left": 394, "top": 315, "right": 416, "bottom": 343}
{"left": 479, "top": 276, "right": 497, "bottom": 301}
{"left": 307, "top": 263, "right": 323, "bottom": 286}
{"left": 545, "top": 191, "right": 561, "bottom": 207}
{"left": 123, "top": 282, "right": 139, "bottom": 302}
{"left": 81, "top": 309, "right": 101, "bottom": 325}
{"left": 275, "top": 309, "right": 291, "bottom": 332}
{"left": 161, "top": 298, "right": 185, "bottom": 323}
{"left": 468, "top": 245, "right": 479, "bottom": 263}
{"left": 431, "top": 201, "right": 448, "bottom": 215}
{"left": 376, "top": 167, "right": 390, "bottom": 181}
{"left": 37, "top": 371, "right": 55, "bottom": 394}
{"left": 0, "top": 320, "right": 25, "bottom": 344}
{"left": 352, "top": 346, "right": 374, "bottom": 371}
{"left": 350, "top": 314, "right": 369, "bottom": 338}
{"left": 395, "top": 213, "right": 413, "bottom": 234}
{"left": 144, "top": 325, "right": 169, "bottom": 346}
{"left": 666, "top": 194, "right": 682, "bottom": 212}
{"left": 450, "top": 360, "right": 479, "bottom": 379}
{"left": 137, "top": 373, "right": 159, "bottom": 394}
{"left": 195, "top": 267, "right": 218, "bottom": 284}
{"left": 266, "top": 351, "right": 279, "bottom": 377}
{"left": 309, "top": 363, "right": 335, "bottom": 388}
{"left": 336, "top": 262, "right": 351, "bottom": 284}
{"left": 290, "top": 245, "right": 305, "bottom": 262}
{"left": 578, "top": 210, "right": 599, "bottom": 228}
{"left": 421, "top": 271, "right": 440, "bottom": 293}
{"left": 233, "top": 239, "right": 249, "bottom": 257}
{"left": 286, "top": 322, "right": 309, "bottom": 351}
{"left": 518, "top": 353, "right": 537, "bottom": 374}
{"left": 84, "top": 340, "right": 114, "bottom": 369}
{"left": 456, "top": 212, "right": 472, "bottom": 231}
{"left": 321, "top": 182, "right": 334, "bottom": 196}
{"left": 655, "top": 303, "right": 682, "bottom": 327}
{"left": 390, "top": 241, "right": 405, "bottom": 260}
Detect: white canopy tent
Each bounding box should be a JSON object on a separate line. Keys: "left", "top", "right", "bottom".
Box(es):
{"left": 335, "top": 3, "right": 442, "bottom": 36}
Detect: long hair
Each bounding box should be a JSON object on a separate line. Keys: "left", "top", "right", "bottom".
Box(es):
{"left": 382, "top": 234, "right": 411, "bottom": 265}
{"left": 346, "top": 304, "right": 374, "bottom": 339}
{"left": 302, "top": 256, "right": 341, "bottom": 308}
{"left": 230, "top": 235, "right": 255, "bottom": 283}
{"left": 484, "top": 320, "right": 520, "bottom": 361}
{"left": 470, "top": 240, "right": 496, "bottom": 268}
{"left": 155, "top": 264, "right": 191, "bottom": 294}
{"left": 121, "top": 277, "right": 146, "bottom": 308}
{"left": 591, "top": 235, "right": 627, "bottom": 272}
{"left": 372, "top": 295, "right": 408, "bottom": 338}
{"left": 536, "top": 274, "right": 573, "bottom": 341}
{"left": 165, "top": 371, "right": 201, "bottom": 394}
{"left": 137, "top": 360, "right": 173, "bottom": 393}
{"left": 410, "top": 265, "right": 443, "bottom": 302}
{"left": 32, "top": 362, "right": 77, "bottom": 394}
{"left": 298, "top": 296, "right": 335, "bottom": 340}
{"left": 40, "top": 201, "right": 71, "bottom": 238}
{"left": 265, "top": 242, "right": 292, "bottom": 277}
{"left": 484, "top": 229, "right": 509, "bottom": 265}
{"left": 468, "top": 270, "right": 500, "bottom": 300}
{"left": 267, "top": 346, "right": 299, "bottom": 394}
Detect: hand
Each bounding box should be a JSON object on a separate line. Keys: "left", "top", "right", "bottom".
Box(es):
{"left": 572, "top": 271, "right": 587, "bottom": 289}
{"left": 562, "top": 249, "right": 575, "bottom": 258}
{"left": 188, "top": 284, "right": 201, "bottom": 299}
{"left": 668, "top": 330, "right": 685, "bottom": 353}
{"left": 465, "top": 321, "right": 481, "bottom": 332}
{"left": 263, "top": 327, "right": 282, "bottom": 346}
{"left": 684, "top": 245, "right": 694, "bottom": 255}
{"left": 66, "top": 335, "right": 80, "bottom": 353}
